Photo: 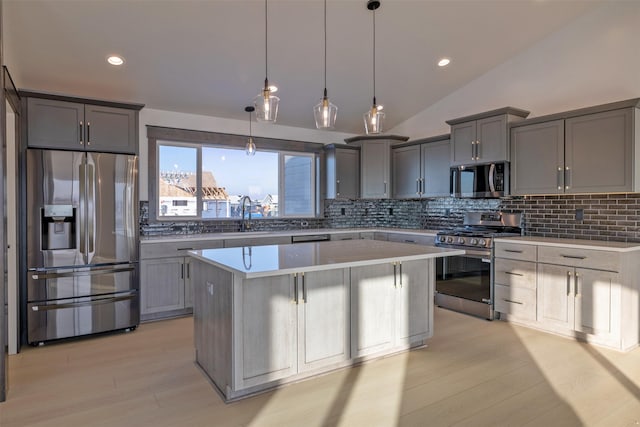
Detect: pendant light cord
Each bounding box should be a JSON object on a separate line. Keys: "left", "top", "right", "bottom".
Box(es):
{"left": 265, "top": 0, "right": 269, "bottom": 83}
{"left": 372, "top": 6, "right": 376, "bottom": 105}
{"left": 324, "top": 0, "right": 327, "bottom": 92}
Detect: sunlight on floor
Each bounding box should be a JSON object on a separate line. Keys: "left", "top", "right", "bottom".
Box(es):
{"left": 509, "top": 324, "right": 640, "bottom": 425}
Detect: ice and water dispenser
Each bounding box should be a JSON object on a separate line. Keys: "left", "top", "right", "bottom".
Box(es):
{"left": 41, "top": 204, "right": 76, "bottom": 250}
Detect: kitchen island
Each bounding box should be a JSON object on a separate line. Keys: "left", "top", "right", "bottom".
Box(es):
{"left": 189, "top": 239, "right": 464, "bottom": 401}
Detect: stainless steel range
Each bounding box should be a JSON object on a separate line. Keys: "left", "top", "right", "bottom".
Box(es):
{"left": 434, "top": 212, "right": 522, "bottom": 319}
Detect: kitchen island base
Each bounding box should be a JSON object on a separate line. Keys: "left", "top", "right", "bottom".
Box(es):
{"left": 190, "top": 240, "right": 463, "bottom": 401}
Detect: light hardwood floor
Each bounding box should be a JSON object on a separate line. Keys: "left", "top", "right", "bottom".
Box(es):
{"left": 1, "top": 308, "right": 639, "bottom": 426}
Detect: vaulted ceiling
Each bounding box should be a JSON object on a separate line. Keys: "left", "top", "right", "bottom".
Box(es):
{"left": 3, "top": 0, "right": 603, "bottom": 134}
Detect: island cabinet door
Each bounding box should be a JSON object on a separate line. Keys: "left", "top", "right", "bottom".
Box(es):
{"left": 234, "top": 275, "right": 298, "bottom": 390}
{"left": 573, "top": 268, "right": 620, "bottom": 342}
{"left": 395, "top": 260, "right": 432, "bottom": 346}
{"left": 350, "top": 263, "right": 396, "bottom": 358}
{"left": 297, "top": 269, "right": 350, "bottom": 373}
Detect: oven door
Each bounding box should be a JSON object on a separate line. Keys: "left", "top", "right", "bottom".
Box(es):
{"left": 435, "top": 250, "right": 493, "bottom": 319}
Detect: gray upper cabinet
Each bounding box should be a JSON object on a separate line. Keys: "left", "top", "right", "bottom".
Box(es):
{"left": 26, "top": 94, "right": 142, "bottom": 154}
{"left": 325, "top": 144, "right": 360, "bottom": 199}
{"left": 447, "top": 107, "right": 530, "bottom": 166}
{"left": 344, "top": 135, "right": 409, "bottom": 199}
{"left": 392, "top": 145, "right": 421, "bottom": 198}
{"left": 565, "top": 109, "right": 633, "bottom": 193}
{"left": 393, "top": 135, "right": 450, "bottom": 199}
{"left": 511, "top": 120, "right": 565, "bottom": 195}
{"left": 511, "top": 99, "right": 640, "bottom": 195}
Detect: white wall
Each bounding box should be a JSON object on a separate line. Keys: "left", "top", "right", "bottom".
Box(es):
{"left": 390, "top": 2, "right": 640, "bottom": 139}
{"left": 138, "top": 109, "right": 356, "bottom": 200}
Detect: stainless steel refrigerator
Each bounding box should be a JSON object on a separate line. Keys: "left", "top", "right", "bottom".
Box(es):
{"left": 26, "top": 149, "right": 139, "bottom": 345}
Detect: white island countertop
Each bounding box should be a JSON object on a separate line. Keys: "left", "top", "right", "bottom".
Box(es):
{"left": 189, "top": 239, "right": 464, "bottom": 278}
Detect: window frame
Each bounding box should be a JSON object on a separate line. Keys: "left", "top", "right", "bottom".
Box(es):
{"left": 147, "top": 126, "right": 325, "bottom": 222}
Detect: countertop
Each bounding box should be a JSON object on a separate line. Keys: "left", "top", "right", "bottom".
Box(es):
{"left": 188, "top": 239, "right": 464, "bottom": 278}
{"left": 494, "top": 236, "right": 640, "bottom": 252}
{"left": 140, "top": 228, "right": 440, "bottom": 244}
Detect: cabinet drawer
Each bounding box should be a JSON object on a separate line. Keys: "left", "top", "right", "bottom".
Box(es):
{"left": 330, "top": 232, "right": 362, "bottom": 241}
{"left": 494, "top": 285, "right": 536, "bottom": 322}
{"left": 494, "top": 242, "right": 536, "bottom": 262}
{"left": 386, "top": 233, "right": 434, "bottom": 246}
{"left": 141, "top": 239, "right": 223, "bottom": 259}
{"left": 494, "top": 259, "right": 536, "bottom": 289}
{"left": 537, "top": 246, "right": 619, "bottom": 272}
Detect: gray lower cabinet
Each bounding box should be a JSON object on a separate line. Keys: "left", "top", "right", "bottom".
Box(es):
{"left": 26, "top": 97, "right": 138, "bottom": 154}
{"left": 325, "top": 144, "right": 360, "bottom": 199}
{"left": 350, "top": 259, "right": 432, "bottom": 358}
{"left": 140, "top": 257, "right": 187, "bottom": 315}
{"left": 140, "top": 239, "right": 223, "bottom": 320}
{"left": 511, "top": 102, "right": 639, "bottom": 195}
{"left": 393, "top": 137, "right": 451, "bottom": 198}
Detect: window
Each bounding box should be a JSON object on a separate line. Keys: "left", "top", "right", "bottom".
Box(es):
{"left": 152, "top": 131, "right": 318, "bottom": 221}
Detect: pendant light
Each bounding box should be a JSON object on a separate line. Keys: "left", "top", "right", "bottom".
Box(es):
{"left": 254, "top": 0, "right": 279, "bottom": 123}
{"left": 313, "top": 0, "right": 337, "bottom": 130}
{"left": 363, "top": 0, "right": 385, "bottom": 134}
{"left": 245, "top": 106, "right": 257, "bottom": 156}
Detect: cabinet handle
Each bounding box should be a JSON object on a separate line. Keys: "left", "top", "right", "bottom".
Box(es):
{"left": 504, "top": 271, "right": 524, "bottom": 277}
{"left": 476, "top": 140, "right": 480, "bottom": 160}
{"left": 293, "top": 273, "right": 299, "bottom": 304}
{"left": 564, "top": 166, "right": 571, "bottom": 190}
{"left": 404, "top": 239, "right": 416, "bottom": 244}
{"left": 384, "top": 181, "right": 387, "bottom": 195}
{"left": 177, "top": 247, "right": 194, "bottom": 251}
{"left": 79, "top": 121, "right": 84, "bottom": 145}
{"left": 87, "top": 122, "right": 91, "bottom": 145}
{"left": 301, "top": 273, "right": 307, "bottom": 303}
{"left": 566, "top": 271, "right": 572, "bottom": 295}
{"left": 503, "top": 249, "right": 523, "bottom": 253}
{"left": 399, "top": 262, "right": 403, "bottom": 288}
{"left": 181, "top": 264, "right": 184, "bottom": 280}
{"left": 336, "top": 179, "right": 340, "bottom": 196}
{"left": 471, "top": 141, "right": 475, "bottom": 160}
{"left": 503, "top": 298, "right": 523, "bottom": 305}
{"left": 561, "top": 255, "right": 586, "bottom": 260}
{"left": 416, "top": 178, "right": 420, "bottom": 195}
{"left": 575, "top": 272, "right": 579, "bottom": 297}
{"left": 393, "top": 262, "right": 397, "bottom": 288}
{"left": 186, "top": 263, "right": 190, "bottom": 279}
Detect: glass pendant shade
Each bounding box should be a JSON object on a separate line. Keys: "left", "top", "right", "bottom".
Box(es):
{"left": 254, "top": 87, "right": 279, "bottom": 123}
{"left": 245, "top": 136, "right": 256, "bottom": 156}
{"left": 364, "top": 105, "right": 385, "bottom": 134}
{"left": 314, "top": 96, "right": 337, "bottom": 129}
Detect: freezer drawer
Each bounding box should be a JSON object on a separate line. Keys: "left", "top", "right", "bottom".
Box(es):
{"left": 28, "top": 262, "right": 138, "bottom": 302}
{"left": 27, "top": 291, "right": 139, "bottom": 344}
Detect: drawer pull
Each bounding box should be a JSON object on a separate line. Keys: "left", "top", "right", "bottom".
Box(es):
{"left": 561, "top": 255, "right": 586, "bottom": 260}
{"left": 503, "top": 249, "right": 523, "bottom": 253}
{"left": 502, "top": 299, "right": 523, "bottom": 305}
{"left": 504, "top": 271, "right": 524, "bottom": 277}
{"left": 404, "top": 239, "right": 416, "bottom": 244}
{"left": 177, "top": 247, "right": 195, "bottom": 251}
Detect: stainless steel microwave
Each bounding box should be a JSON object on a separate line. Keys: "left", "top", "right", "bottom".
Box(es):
{"left": 450, "top": 162, "right": 509, "bottom": 198}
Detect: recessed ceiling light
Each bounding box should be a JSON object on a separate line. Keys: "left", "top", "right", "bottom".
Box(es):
{"left": 438, "top": 58, "right": 451, "bottom": 67}
{"left": 107, "top": 55, "right": 125, "bottom": 66}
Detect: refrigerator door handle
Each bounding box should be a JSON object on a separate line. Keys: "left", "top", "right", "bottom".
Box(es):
{"left": 31, "top": 265, "right": 135, "bottom": 280}
{"left": 79, "top": 161, "right": 87, "bottom": 263}
{"left": 30, "top": 293, "right": 137, "bottom": 312}
{"left": 87, "top": 161, "right": 96, "bottom": 258}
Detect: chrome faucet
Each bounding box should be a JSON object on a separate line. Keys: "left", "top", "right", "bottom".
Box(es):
{"left": 240, "top": 195, "right": 252, "bottom": 232}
